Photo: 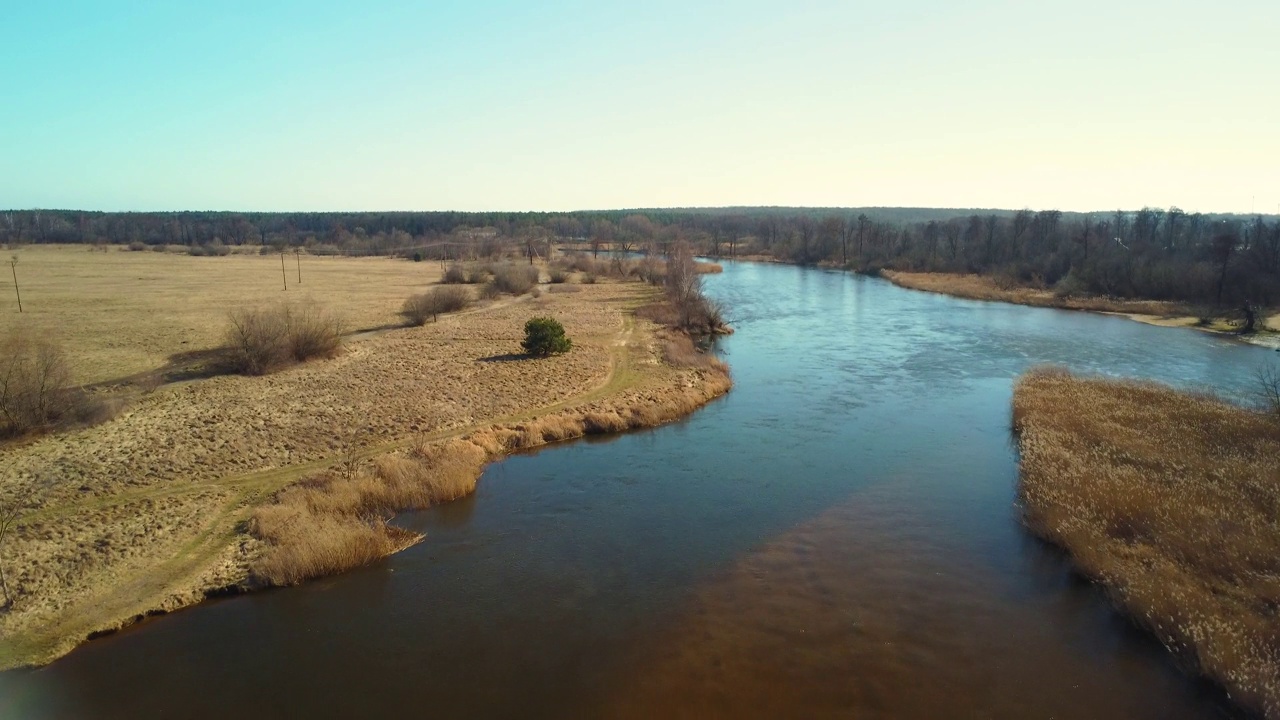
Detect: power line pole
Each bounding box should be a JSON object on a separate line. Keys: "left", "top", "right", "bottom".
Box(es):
{"left": 8, "top": 256, "right": 21, "bottom": 313}
{"left": 280, "top": 253, "right": 288, "bottom": 291}
{"left": 294, "top": 249, "right": 302, "bottom": 285}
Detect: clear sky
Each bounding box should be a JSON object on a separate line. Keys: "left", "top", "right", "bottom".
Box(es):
{"left": 2, "top": 1, "right": 1276, "bottom": 213}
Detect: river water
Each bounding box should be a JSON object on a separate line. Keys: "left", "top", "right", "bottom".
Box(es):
{"left": 2, "top": 262, "right": 1273, "bottom": 719}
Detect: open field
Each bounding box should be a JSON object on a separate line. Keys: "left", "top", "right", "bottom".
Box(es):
{"left": 1013, "top": 369, "right": 1280, "bottom": 719}
{"left": 0, "top": 248, "right": 731, "bottom": 668}
{"left": 882, "top": 270, "right": 1280, "bottom": 347}
{"left": 0, "top": 245, "right": 449, "bottom": 384}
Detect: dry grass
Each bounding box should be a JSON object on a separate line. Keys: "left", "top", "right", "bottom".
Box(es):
{"left": 250, "top": 438, "right": 488, "bottom": 585}
{"left": 1013, "top": 368, "right": 1280, "bottom": 719}
{"left": 0, "top": 245, "right": 446, "bottom": 384}
{"left": 884, "top": 270, "right": 1191, "bottom": 317}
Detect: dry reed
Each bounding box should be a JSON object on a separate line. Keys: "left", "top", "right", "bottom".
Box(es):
{"left": 249, "top": 438, "right": 488, "bottom": 585}
{"left": 1013, "top": 368, "right": 1280, "bottom": 719}
{"left": 885, "top": 271, "right": 1190, "bottom": 317}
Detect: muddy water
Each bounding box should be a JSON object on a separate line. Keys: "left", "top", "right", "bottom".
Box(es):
{"left": 3, "top": 262, "right": 1272, "bottom": 719}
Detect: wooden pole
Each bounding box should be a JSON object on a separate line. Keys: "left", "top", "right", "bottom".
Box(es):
{"left": 280, "top": 253, "right": 287, "bottom": 291}
{"left": 9, "top": 257, "right": 20, "bottom": 313}
{"left": 295, "top": 250, "right": 301, "bottom": 285}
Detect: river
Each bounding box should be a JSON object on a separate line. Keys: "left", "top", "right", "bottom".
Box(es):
{"left": 2, "top": 261, "right": 1273, "bottom": 719}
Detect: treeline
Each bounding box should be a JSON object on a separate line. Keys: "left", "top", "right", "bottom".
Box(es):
{"left": 3, "top": 206, "right": 1277, "bottom": 306}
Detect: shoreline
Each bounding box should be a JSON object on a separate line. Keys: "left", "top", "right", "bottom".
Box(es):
{"left": 881, "top": 270, "right": 1280, "bottom": 349}
{"left": 0, "top": 282, "right": 731, "bottom": 670}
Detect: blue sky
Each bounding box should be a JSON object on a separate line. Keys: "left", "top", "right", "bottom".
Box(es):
{"left": 2, "top": 1, "right": 1276, "bottom": 212}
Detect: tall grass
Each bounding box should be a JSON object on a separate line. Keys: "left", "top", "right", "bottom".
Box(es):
{"left": 250, "top": 438, "right": 488, "bottom": 585}
{"left": 1013, "top": 368, "right": 1280, "bottom": 719}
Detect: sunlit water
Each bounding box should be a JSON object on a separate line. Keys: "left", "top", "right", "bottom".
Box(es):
{"left": 3, "top": 263, "right": 1273, "bottom": 719}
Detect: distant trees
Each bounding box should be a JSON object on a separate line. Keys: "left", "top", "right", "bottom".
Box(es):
{"left": 2, "top": 206, "right": 1276, "bottom": 307}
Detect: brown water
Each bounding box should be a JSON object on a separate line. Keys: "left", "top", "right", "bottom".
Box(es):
{"left": 2, "top": 262, "right": 1272, "bottom": 719}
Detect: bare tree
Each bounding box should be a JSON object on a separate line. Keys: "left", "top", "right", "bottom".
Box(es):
{"left": 1257, "top": 363, "right": 1280, "bottom": 420}
{"left": 1211, "top": 233, "right": 1238, "bottom": 306}
{"left": 0, "top": 329, "right": 71, "bottom": 436}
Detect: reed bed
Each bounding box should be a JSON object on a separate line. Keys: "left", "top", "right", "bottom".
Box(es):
{"left": 885, "top": 271, "right": 1188, "bottom": 317}
{"left": 249, "top": 438, "right": 488, "bottom": 585}
{"left": 1013, "top": 368, "right": 1280, "bottom": 719}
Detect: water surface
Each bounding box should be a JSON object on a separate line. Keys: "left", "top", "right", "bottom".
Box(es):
{"left": 3, "top": 262, "right": 1271, "bottom": 719}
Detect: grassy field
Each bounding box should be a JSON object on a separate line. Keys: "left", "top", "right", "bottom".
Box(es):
{"left": 1013, "top": 369, "right": 1280, "bottom": 719}
{"left": 0, "top": 245, "right": 448, "bottom": 384}
{"left": 0, "top": 246, "right": 731, "bottom": 669}
{"left": 882, "top": 270, "right": 1280, "bottom": 345}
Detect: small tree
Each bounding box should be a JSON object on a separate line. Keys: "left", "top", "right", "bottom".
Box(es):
{"left": 522, "top": 317, "right": 572, "bottom": 357}
{"left": 1258, "top": 362, "right": 1280, "bottom": 420}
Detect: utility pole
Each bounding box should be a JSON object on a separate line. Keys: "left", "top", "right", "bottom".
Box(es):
{"left": 8, "top": 256, "right": 20, "bottom": 312}
{"left": 294, "top": 249, "right": 302, "bottom": 285}
{"left": 280, "top": 253, "right": 287, "bottom": 291}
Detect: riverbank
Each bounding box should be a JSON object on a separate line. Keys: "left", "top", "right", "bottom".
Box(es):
{"left": 882, "top": 270, "right": 1280, "bottom": 348}
{"left": 0, "top": 277, "right": 731, "bottom": 669}
{"left": 1013, "top": 369, "right": 1280, "bottom": 720}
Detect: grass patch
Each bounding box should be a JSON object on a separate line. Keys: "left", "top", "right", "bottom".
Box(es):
{"left": 1012, "top": 368, "right": 1280, "bottom": 719}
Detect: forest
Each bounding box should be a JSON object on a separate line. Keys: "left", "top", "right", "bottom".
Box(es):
{"left": 3, "top": 206, "right": 1278, "bottom": 308}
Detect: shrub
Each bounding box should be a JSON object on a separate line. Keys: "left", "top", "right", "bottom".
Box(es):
{"left": 1053, "top": 272, "right": 1087, "bottom": 299}
{"left": 400, "top": 286, "right": 471, "bottom": 326}
{"left": 0, "top": 329, "right": 72, "bottom": 437}
{"left": 224, "top": 302, "right": 344, "bottom": 375}
{"left": 491, "top": 264, "right": 539, "bottom": 295}
{"left": 127, "top": 241, "right": 148, "bottom": 252}
{"left": 411, "top": 252, "right": 423, "bottom": 263}
{"left": 548, "top": 269, "right": 569, "bottom": 284}
{"left": 442, "top": 264, "right": 467, "bottom": 284}
{"left": 582, "top": 273, "right": 598, "bottom": 284}
{"left": 521, "top": 316, "right": 572, "bottom": 357}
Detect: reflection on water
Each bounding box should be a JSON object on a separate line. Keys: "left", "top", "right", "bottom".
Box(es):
{"left": 1, "top": 262, "right": 1268, "bottom": 719}
{"left": 606, "top": 484, "right": 1228, "bottom": 719}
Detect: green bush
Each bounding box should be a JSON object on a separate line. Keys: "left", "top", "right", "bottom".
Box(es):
{"left": 521, "top": 317, "right": 572, "bottom": 357}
